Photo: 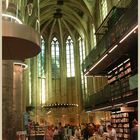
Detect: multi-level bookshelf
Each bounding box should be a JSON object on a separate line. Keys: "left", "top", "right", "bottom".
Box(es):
{"left": 108, "top": 58, "right": 131, "bottom": 101}
{"left": 107, "top": 58, "right": 131, "bottom": 84}
{"left": 111, "top": 111, "right": 130, "bottom": 139}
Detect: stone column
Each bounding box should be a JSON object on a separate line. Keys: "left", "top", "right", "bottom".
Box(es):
{"left": 13, "top": 62, "right": 26, "bottom": 131}
{"left": 2, "top": 60, "right": 27, "bottom": 140}
{"left": 2, "top": 60, "right": 14, "bottom": 140}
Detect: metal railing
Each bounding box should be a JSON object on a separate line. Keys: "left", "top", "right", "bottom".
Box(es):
{"left": 82, "top": 0, "right": 138, "bottom": 73}
{"left": 84, "top": 74, "right": 138, "bottom": 110}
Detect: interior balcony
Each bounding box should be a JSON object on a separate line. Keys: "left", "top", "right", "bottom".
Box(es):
{"left": 82, "top": 0, "right": 138, "bottom": 76}
{"left": 85, "top": 73, "right": 138, "bottom": 111}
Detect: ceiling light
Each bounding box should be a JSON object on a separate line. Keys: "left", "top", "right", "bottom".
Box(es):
{"left": 109, "top": 45, "right": 118, "bottom": 53}
{"left": 117, "top": 63, "right": 123, "bottom": 68}
{"left": 123, "top": 58, "right": 130, "bottom": 64}
{"left": 43, "top": 103, "right": 78, "bottom": 109}
{"left": 126, "top": 100, "right": 138, "bottom": 104}
{"left": 119, "top": 25, "right": 138, "bottom": 43}
{"left": 92, "top": 106, "right": 112, "bottom": 111}
{"left": 108, "top": 70, "right": 112, "bottom": 74}
{"left": 89, "top": 54, "right": 108, "bottom": 71}
{"left": 2, "top": 13, "right": 23, "bottom": 24}
{"left": 84, "top": 71, "right": 89, "bottom": 76}
{"left": 84, "top": 54, "right": 108, "bottom": 76}
{"left": 13, "top": 62, "right": 28, "bottom": 69}
{"left": 113, "top": 103, "right": 123, "bottom": 107}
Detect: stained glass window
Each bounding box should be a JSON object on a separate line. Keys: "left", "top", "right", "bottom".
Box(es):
{"left": 38, "top": 36, "right": 46, "bottom": 104}
{"left": 66, "top": 36, "right": 75, "bottom": 77}
{"left": 51, "top": 37, "right": 60, "bottom": 79}
{"left": 101, "top": 0, "right": 108, "bottom": 20}
{"left": 79, "top": 37, "right": 87, "bottom": 100}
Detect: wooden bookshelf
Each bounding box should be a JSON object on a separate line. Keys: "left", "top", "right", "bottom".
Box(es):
{"left": 111, "top": 111, "right": 131, "bottom": 139}
{"left": 107, "top": 58, "right": 131, "bottom": 84}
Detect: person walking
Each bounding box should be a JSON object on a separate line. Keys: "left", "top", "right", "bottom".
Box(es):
{"left": 130, "top": 119, "right": 138, "bottom": 140}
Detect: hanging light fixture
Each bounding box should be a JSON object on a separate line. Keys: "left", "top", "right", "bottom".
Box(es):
{"left": 2, "top": 1, "right": 41, "bottom": 60}
{"left": 42, "top": 102, "right": 78, "bottom": 109}
{"left": 27, "top": 1, "right": 33, "bottom": 16}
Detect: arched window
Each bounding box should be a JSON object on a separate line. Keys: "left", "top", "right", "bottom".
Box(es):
{"left": 79, "top": 37, "right": 87, "bottom": 101}
{"left": 38, "top": 36, "right": 45, "bottom": 77}
{"left": 92, "top": 25, "right": 97, "bottom": 48}
{"left": 51, "top": 37, "right": 60, "bottom": 79}
{"left": 29, "top": 61, "right": 32, "bottom": 105}
{"left": 66, "top": 36, "right": 75, "bottom": 77}
{"left": 101, "top": 0, "right": 108, "bottom": 20}
{"left": 38, "top": 36, "right": 46, "bottom": 104}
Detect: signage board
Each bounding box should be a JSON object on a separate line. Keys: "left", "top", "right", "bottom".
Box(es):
{"left": 120, "top": 106, "right": 134, "bottom": 112}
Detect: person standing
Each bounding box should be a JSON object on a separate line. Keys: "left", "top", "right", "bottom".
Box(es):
{"left": 53, "top": 126, "right": 59, "bottom": 140}
{"left": 130, "top": 119, "right": 138, "bottom": 140}
{"left": 44, "top": 125, "right": 54, "bottom": 140}
{"left": 74, "top": 126, "right": 81, "bottom": 140}
{"left": 81, "top": 124, "right": 89, "bottom": 140}
{"left": 23, "top": 110, "right": 30, "bottom": 134}
{"left": 58, "top": 122, "right": 64, "bottom": 140}
{"left": 107, "top": 125, "right": 117, "bottom": 140}
{"left": 98, "top": 124, "right": 104, "bottom": 136}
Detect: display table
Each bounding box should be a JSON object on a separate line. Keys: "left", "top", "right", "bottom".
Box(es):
{"left": 16, "top": 131, "right": 27, "bottom": 140}
{"left": 88, "top": 134, "right": 108, "bottom": 140}
{"left": 28, "top": 134, "right": 44, "bottom": 140}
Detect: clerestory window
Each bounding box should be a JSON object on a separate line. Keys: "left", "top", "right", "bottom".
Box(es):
{"left": 101, "top": 0, "right": 108, "bottom": 20}
{"left": 38, "top": 36, "right": 46, "bottom": 104}
{"left": 66, "top": 36, "right": 75, "bottom": 77}
{"left": 79, "top": 37, "right": 87, "bottom": 100}
{"left": 51, "top": 37, "right": 60, "bottom": 79}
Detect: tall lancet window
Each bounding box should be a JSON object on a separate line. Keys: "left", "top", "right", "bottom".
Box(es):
{"left": 29, "top": 61, "right": 32, "bottom": 105}
{"left": 66, "top": 36, "right": 75, "bottom": 77}
{"left": 93, "top": 26, "right": 97, "bottom": 48}
{"left": 79, "top": 37, "right": 87, "bottom": 101}
{"left": 51, "top": 37, "right": 60, "bottom": 79}
{"left": 38, "top": 36, "right": 46, "bottom": 105}
{"left": 101, "top": 0, "right": 108, "bottom": 20}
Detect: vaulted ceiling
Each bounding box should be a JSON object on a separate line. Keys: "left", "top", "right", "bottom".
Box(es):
{"left": 40, "top": 0, "right": 96, "bottom": 39}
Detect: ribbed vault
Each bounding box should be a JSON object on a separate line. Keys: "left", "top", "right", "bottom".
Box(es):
{"left": 40, "top": 0, "right": 95, "bottom": 39}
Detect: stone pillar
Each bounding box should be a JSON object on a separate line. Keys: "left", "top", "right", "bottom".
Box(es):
{"left": 2, "top": 60, "right": 27, "bottom": 140}
{"left": 13, "top": 62, "right": 25, "bottom": 131}
{"left": 2, "top": 60, "right": 14, "bottom": 140}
